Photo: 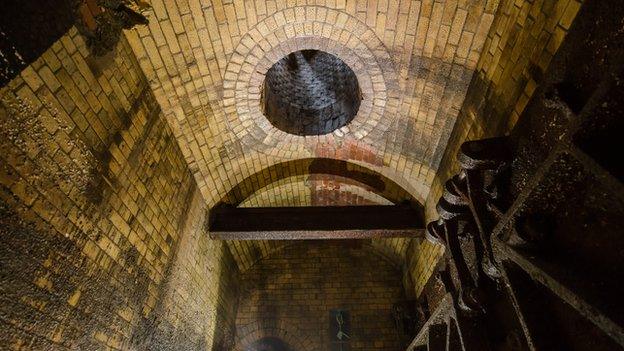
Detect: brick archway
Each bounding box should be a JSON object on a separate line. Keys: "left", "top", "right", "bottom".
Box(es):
{"left": 234, "top": 324, "right": 314, "bottom": 351}
{"left": 216, "top": 157, "right": 423, "bottom": 212}
{"left": 234, "top": 241, "right": 405, "bottom": 350}
{"left": 214, "top": 157, "right": 425, "bottom": 272}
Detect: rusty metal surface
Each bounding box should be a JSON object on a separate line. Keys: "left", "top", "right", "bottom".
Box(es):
{"left": 412, "top": 1, "right": 624, "bottom": 349}
{"left": 211, "top": 228, "right": 425, "bottom": 240}
{"left": 209, "top": 205, "right": 424, "bottom": 240}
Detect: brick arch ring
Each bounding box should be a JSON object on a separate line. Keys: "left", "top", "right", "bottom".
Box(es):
{"left": 212, "top": 157, "right": 424, "bottom": 217}
{"left": 221, "top": 6, "right": 401, "bottom": 158}
{"left": 233, "top": 324, "right": 314, "bottom": 351}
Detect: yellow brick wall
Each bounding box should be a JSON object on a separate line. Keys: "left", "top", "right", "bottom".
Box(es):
{"left": 0, "top": 2, "right": 588, "bottom": 347}
{"left": 0, "top": 27, "right": 238, "bottom": 350}
{"left": 123, "top": 0, "right": 499, "bottom": 232}
{"left": 146, "top": 188, "right": 240, "bottom": 349}
{"left": 235, "top": 241, "right": 405, "bottom": 350}
{"left": 115, "top": 0, "right": 508, "bottom": 293}
{"left": 407, "top": 0, "right": 584, "bottom": 298}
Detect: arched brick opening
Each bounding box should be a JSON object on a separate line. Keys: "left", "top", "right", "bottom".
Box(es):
{"left": 262, "top": 50, "right": 362, "bottom": 136}
{"left": 214, "top": 158, "right": 422, "bottom": 273}
{"left": 217, "top": 157, "right": 423, "bottom": 212}
{"left": 234, "top": 241, "right": 405, "bottom": 351}
{"left": 234, "top": 325, "right": 313, "bottom": 351}
{"left": 239, "top": 173, "right": 394, "bottom": 208}
{"left": 223, "top": 11, "right": 402, "bottom": 159}
{"left": 244, "top": 336, "right": 295, "bottom": 351}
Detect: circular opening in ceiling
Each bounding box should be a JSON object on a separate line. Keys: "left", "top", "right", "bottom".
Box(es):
{"left": 261, "top": 50, "right": 362, "bottom": 136}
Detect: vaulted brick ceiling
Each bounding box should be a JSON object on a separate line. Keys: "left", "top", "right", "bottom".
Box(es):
{"left": 123, "top": 0, "right": 499, "bottom": 270}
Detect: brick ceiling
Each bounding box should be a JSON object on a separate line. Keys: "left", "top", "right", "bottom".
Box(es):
{"left": 122, "top": 0, "right": 499, "bottom": 270}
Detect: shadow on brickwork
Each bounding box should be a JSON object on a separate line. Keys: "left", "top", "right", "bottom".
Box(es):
{"left": 0, "top": 197, "right": 149, "bottom": 349}
{"left": 210, "top": 243, "right": 241, "bottom": 351}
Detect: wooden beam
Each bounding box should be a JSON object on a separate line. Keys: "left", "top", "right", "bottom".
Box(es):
{"left": 209, "top": 205, "right": 424, "bottom": 240}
